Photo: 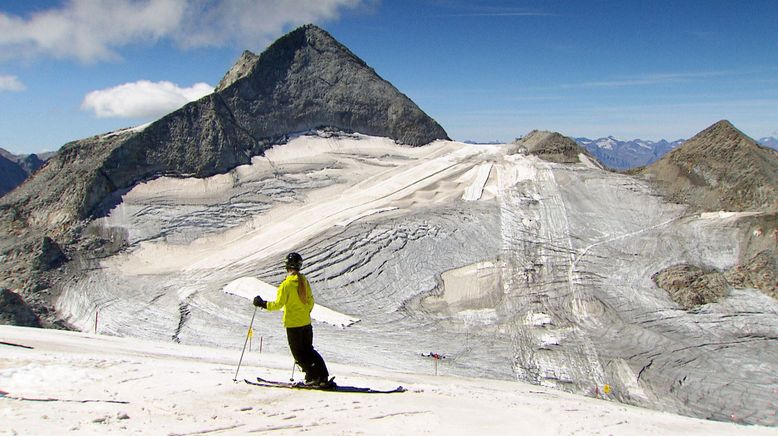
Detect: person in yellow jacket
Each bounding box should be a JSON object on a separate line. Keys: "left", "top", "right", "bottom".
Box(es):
{"left": 253, "top": 252, "right": 331, "bottom": 387}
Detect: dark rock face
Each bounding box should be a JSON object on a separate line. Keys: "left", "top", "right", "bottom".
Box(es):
{"left": 217, "top": 24, "right": 448, "bottom": 147}
{"left": 215, "top": 50, "right": 259, "bottom": 91}
{"left": 0, "top": 288, "right": 40, "bottom": 327}
{"left": 0, "top": 149, "right": 51, "bottom": 197}
{"left": 640, "top": 120, "right": 778, "bottom": 212}
{"left": 32, "top": 237, "right": 67, "bottom": 272}
{"left": 654, "top": 249, "right": 778, "bottom": 309}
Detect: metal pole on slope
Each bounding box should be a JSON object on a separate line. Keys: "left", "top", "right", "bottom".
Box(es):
{"left": 233, "top": 306, "right": 258, "bottom": 382}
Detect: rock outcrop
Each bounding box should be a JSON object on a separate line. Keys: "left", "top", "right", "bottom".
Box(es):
{"left": 0, "top": 288, "right": 40, "bottom": 327}
{"left": 640, "top": 120, "right": 778, "bottom": 212}
{"left": 513, "top": 130, "right": 590, "bottom": 164}
{"left": 652, "top": 264, "right": 730, "bottom": 309}
{"left": 215, "top": 50, "right": 259, "bottom": 91}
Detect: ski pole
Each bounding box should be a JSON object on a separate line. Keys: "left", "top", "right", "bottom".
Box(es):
{"left": 290, "top": 362, "right": 296, "bottom": 381}
{"left": 234, "top": 306, "right": 258, "bottom": 382}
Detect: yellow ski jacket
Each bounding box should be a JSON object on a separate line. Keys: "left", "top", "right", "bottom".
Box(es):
{"left": 265, "top": 273, "right": 315, "bottom": 328}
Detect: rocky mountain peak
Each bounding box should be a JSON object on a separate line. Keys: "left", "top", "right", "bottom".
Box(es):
{"left": 215, "top": 50, "right": 259, "bottom": 92}
{"left": 218, "top": 24, "right": 448, "bottom": 147}
{"left": 641, "top": 120, "right": 778, "bottom": 212}
{"left": 682, "top": 119, "right": 747, "bottom": 152}
{"left": 513, "top": 130, "right": 587, "bottom": 164}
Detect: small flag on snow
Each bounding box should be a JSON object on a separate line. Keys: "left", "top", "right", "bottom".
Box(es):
{"left": 248, "top": 327, "right": 254, "bottom": 338}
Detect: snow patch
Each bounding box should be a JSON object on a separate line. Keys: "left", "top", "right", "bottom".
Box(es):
{"left": 699, "top": 211, "right": 761, "bottom": 220}
{"left": 462, "top": 162, "right": 493, "bottom": 201}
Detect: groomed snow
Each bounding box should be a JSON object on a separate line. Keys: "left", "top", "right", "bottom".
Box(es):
{"left": 1, "top": 325, "right": 772, "bottom": 435}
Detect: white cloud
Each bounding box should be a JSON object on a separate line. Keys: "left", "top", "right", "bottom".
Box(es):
{"left": 0, "top": 0, "right": 364, "bottom": 63}
{"left": 81, "top": 80, "right": 213, "bottom": 118}
{"left": 174, "top": 0, "right": 364, "bottom": 50}
{"left": 0, "top": 74, "right": 25, "bottom": 91}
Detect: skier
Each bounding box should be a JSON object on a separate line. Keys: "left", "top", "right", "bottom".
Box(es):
{"left": 253, "top": 252, "right": 332, "bottom": 387}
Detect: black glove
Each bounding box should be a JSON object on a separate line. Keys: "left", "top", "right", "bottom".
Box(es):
{"left": 253, "top": 295, "right": 267, "bottom": 309}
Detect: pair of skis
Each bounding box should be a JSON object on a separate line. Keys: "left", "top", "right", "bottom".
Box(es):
{"left": 245, "top": 377, "right": 406, "bottom": 394}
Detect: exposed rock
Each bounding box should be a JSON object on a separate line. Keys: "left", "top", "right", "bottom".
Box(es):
{"left": 640, "top": 120, "right": 778, "bottom": 212}
{"left": 0, "top": 288, "right": 40, "bottom": 327}
{"left": 512, "top": 130, "right": 588, "bottom": 164}
{"left": 725, "top": 250, "right": 777, "bottom": 299}
{"left": 216, "top": 24, "right": 448, "bottom": 147}
{"left": 652, "top": 264, "right": 729, "bottom": 309}
{"left": 215, "top": 50, "right": 259, "bottom": 92}
{"left": 32, "top": 237, "right": 67, "bottom": 272}
{"left": 654, "top": 249, "right": 777, "bottom": 308}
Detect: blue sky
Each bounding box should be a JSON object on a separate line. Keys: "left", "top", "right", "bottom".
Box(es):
{"left": 1, "top": 0, "right": 776, "bottom": 154}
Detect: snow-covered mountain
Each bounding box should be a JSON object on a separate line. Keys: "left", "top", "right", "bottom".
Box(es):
{"left": 575, "top": 136, "right": 684, "bottom": 170}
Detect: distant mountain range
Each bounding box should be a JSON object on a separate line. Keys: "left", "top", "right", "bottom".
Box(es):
{"left": 574, "top": 137, "right": 685, "bottom": 170}
{"left": 758, "top": 136, "right": 778, "bottom": 150}
{"left": 0, "top": 148, "right": 55, "bottom": 196}
{"left": 575, "top": 135, "right": 778, "bottom": 170}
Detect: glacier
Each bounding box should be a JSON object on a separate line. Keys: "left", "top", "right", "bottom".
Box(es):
{"left": 54, "top": 132, "right": 778, "bottom": 425}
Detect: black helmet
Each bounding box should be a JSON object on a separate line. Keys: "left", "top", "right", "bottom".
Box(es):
{"left": 285, "top": 252, "right": 303, "bottom": 270}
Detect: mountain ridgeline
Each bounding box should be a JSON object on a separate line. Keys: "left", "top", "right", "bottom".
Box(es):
{"left": 640, "top": 120, "right": 778, "bottom": 213}
{"left": 0, "top": 24, "right": 448, "bottom": 233}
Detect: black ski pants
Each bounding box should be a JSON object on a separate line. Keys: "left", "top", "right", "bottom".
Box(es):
{"left": 286, "top": 324, "right": 328, "bottom": 383}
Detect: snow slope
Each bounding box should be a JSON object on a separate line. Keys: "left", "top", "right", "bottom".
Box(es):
{"left": 1, "top": 325, "right": 772, "bottom": 435}
{"left": 51, "top": 132, "right": 778, "bottom": 426}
